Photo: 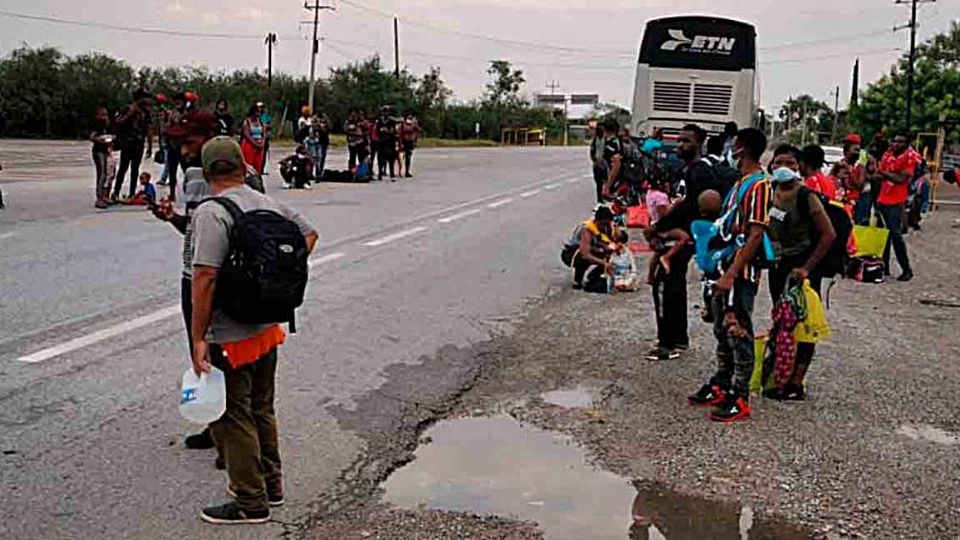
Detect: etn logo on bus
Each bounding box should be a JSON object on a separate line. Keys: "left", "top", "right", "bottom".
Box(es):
{"left": 661, "top": 29, "right": 736, "bottom": 54}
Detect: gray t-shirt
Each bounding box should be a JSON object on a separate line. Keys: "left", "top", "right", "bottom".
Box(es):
{"left": 181, "top": 166, "right": 265, "bottom": 279}
{"left": 192, "top": 185, "right": 315, "bottom": 343}
{"left": 181, "top": 168, "right": 211, "bottom": 279}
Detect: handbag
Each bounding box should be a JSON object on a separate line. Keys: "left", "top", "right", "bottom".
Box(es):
{"left": 852, "top": 214, "right": 889, "bottom": 259}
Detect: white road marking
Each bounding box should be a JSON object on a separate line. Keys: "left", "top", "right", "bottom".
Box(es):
{"left": 0, "top": 232, "right": 14, "bottom": 242}
{"left": 520, "top": 189, "right": 541, "bottom": 198}
{"left": 361, "top": 226, "right": 429, "bottom": 247}
{"left": 17, "top": 305, "right": 182, "bottom": 364}
{"left": 308, "top": 252, "right": 346, "bottom": 268}
{"left": 437, "top": 209, "right": 482, "bottom": 224}
{"left": 567, "top": 178, "right": 580, "bottom": 184}
{"left": 542, "top": 183, "right": 561, "bottom": 190}
{"left": 487, "top": 197, "right": 515, "bottom": 209}
{"left": 582, "top": 173, "right": 593, "bottom": 179}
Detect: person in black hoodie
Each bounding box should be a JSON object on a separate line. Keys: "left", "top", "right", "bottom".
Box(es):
{"left": 643, "top": 124, "right": 728, "bottom": 361}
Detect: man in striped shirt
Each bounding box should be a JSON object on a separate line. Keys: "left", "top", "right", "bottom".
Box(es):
{"left": 688, "top": 128, "right": 771, "bottom": 423}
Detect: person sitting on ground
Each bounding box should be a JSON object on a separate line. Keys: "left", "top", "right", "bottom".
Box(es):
{"left": 279, "top": 144, "right": 315, "bottom": 190}
{"left": 126, "top": 171, "right": 157, "bottom": 205}
{"left": 764, "top": 144, "right": 837, "bottom": 401}
{"left": 562, "top": 206, "right": 621, "bottom": 291}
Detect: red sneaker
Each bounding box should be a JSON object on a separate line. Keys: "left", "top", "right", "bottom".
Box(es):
{"left": 708, "top": 395, "right": 752, "bottom": 423}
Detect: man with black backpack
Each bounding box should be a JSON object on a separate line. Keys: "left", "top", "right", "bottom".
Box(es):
{"left": 190, "top": 136, "right": 317, "bottom": 525}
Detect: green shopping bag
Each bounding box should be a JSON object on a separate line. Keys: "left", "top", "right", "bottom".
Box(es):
{"left": 852, "top": 215, "right": 889, "bottom": 258}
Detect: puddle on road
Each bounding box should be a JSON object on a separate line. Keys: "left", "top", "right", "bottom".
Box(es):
{"left": 540, "top": 385, "right": 599, "bottom": 409}
{"left": 382, "top": 415, "right": 815, "bottom": 540}
{"left": 897, "top": 424, "right": 960, "bottom": 446}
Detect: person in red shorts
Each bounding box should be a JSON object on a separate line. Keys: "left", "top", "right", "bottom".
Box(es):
{"left": 876, "top": 132, "right": 920, "bottom": 281}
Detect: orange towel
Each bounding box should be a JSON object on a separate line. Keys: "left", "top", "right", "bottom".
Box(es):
{"left": 221, "top": 325, "right": 286, "bottom": 369}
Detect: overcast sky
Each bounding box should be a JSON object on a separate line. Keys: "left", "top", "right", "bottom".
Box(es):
{"left": 1, "top": 0, "right": 956, "bottom": 116}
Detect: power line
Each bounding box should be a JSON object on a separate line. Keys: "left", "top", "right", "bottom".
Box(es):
{"left": 337, "top": 0, "right": 634, "bottom": 57}
{"left": 0, "top": 9, "right": 262, "bottom": 39}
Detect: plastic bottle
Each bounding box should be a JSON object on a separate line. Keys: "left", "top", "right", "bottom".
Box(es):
{"left": 179, "top": 367, "right": 226, "bottom": 424}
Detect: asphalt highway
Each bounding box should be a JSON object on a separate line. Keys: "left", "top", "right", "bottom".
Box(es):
{"left": 0, "top": 140, "right": 597, "bottom": 539}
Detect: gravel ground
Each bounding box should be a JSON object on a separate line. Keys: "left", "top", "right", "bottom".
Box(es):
{"left": 310, "top": 210, "right": 960, "bottom": 539}
{"left": 311, "top": 504, "right": 542, "bottom": 540}
{"left": 452, "top": 209, "right": 960, "bottom": 540}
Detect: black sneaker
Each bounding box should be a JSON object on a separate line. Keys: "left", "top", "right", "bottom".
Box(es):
{"left": 765, "top": 383, "right": 806, "bottom": 402}
{"left": 645, "top": 346, "right": 680, "bottom": 361}
{"left": 200, "top": 502, "right": 269, "bottom": 525}
{"left": 185, "top": 428, "right": 215, "bottom": 450}
{"left": 687, "top": 384, "right": 726, "bottom": 407}
{"left": 708, "top": 394, "right": 752, "bottom": 423}
{"left": 215, "top": 456, "right": 225, "bottom": 470}
{"left": 227, "top": 486, "right": 285, "bottom": 507}
{"left": 897, "top": 270, "right": 914, "bottom": 282}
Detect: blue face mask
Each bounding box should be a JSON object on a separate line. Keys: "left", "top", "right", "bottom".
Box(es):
{"left": 772, "top": 167, "right": 801, "bottom": 184}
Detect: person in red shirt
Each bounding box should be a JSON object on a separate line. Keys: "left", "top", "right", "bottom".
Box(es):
{"left": 798, "top": 145, "right": 840, "bottom": 201}
{"left": 876, "top": 133, "right": 919, "bottom": 281}
{"left": 841, "top": 135, "right": 872, "bottom": 224}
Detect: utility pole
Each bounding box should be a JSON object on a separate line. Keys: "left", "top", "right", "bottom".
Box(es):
{"left": 896, "top": 0, "right": 936, "bottom": 132}
{"left": 393, "top": 17, "right": 400, "bottom": 79}
{"left": 265, "top": 33, "right": 277, "bottom": 88}
{"left": 304, "top": 1, "right": 335, "bottom": 114}
{"left": 546, "top": 80, "right": 561, "bottom": 95}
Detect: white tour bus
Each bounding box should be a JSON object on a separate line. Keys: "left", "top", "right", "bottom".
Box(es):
{"left": 630, "top": 15, "right": 759, "bottom": 141}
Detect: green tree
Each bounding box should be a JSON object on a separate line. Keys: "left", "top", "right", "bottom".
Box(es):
{"left": 850, "top": 21, "right": 960, "bottom": 143}
{"left": 0, "top": 47, "right": 68, "bottom": 137}
{"left": 484, "top": 60, "right": 525, "bottom": 107}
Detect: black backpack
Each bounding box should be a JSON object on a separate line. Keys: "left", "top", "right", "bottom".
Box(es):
{"left": 203, "top": 197, "right": 309, "bottom": 332}
{"left": 797, "top": 186, "right": 852, "bottom": 278}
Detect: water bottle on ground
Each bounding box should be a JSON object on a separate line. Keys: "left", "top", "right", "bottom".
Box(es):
{"left": 179, "top": 367, "right": 226, "bottom": 424}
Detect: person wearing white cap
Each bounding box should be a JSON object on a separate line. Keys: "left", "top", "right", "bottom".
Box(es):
{"left": 764, "top": 144, "right": 836, "bottom": 401}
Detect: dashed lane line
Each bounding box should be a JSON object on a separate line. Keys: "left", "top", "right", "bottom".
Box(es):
{"left": 361, "top": 226, "right": 429, "bottom": 247}
{"left": 437, "top": 209, "right": 482, "bottom": 224}
{"left": 519, "top": 189, "right": 542, "bottom": 198}
{"left": 542, "top": 183, "right": 561, "bottom": 190}
{"left": 487, "top": 197, "right": 515, "bottom": 209}
{"left": 308, "top": 251, "right": 346, "bottom": 268}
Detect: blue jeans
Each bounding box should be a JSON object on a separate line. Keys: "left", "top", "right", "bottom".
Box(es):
{"left": 307, "top": 142, "right": 327, "bottom": 178}
{"left": 877, "top": 203, "right": 911, "bottom": 274}
{"left": 854, "top": 191, "right": 873, "bottom": 225}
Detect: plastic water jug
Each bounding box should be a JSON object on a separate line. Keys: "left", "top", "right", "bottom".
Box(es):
{"left": 179, "top": 367, "right": 226, "bottom": 424}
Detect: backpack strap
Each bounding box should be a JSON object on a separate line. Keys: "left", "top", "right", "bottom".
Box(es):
{"left": 199, "top": 196, "right": 245, "bottom": 223}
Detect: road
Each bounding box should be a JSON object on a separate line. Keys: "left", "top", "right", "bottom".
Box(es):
{"left": 0, "top": 140, "right": 595, "bottom": 540}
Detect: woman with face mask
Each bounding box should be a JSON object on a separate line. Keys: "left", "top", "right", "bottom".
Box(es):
{"left": 764, "top": 144, "right": 837, "bottom": 401}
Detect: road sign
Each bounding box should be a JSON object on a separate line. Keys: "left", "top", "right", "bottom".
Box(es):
{"left": 536, "top": 94, "right": 566, "bottom": 105}
{"left": 570, "top": 94, "right": 599, "bottom": 105}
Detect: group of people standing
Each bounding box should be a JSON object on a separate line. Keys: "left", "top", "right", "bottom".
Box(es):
{"left": 574, "top": 117, "right": 927, "bottom": 423}
{"left": 343, "top": 106, "right": 421, "bottom": 181}
{"left": 88, "top": 89, "right": 268, "bottom": 208}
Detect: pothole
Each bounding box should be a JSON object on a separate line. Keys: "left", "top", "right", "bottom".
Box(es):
{"left": 897, "top": 424, "right": 960, "bottom": 446}
{"left": 382, "top": 415, "right": 815, "bottom": 540}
